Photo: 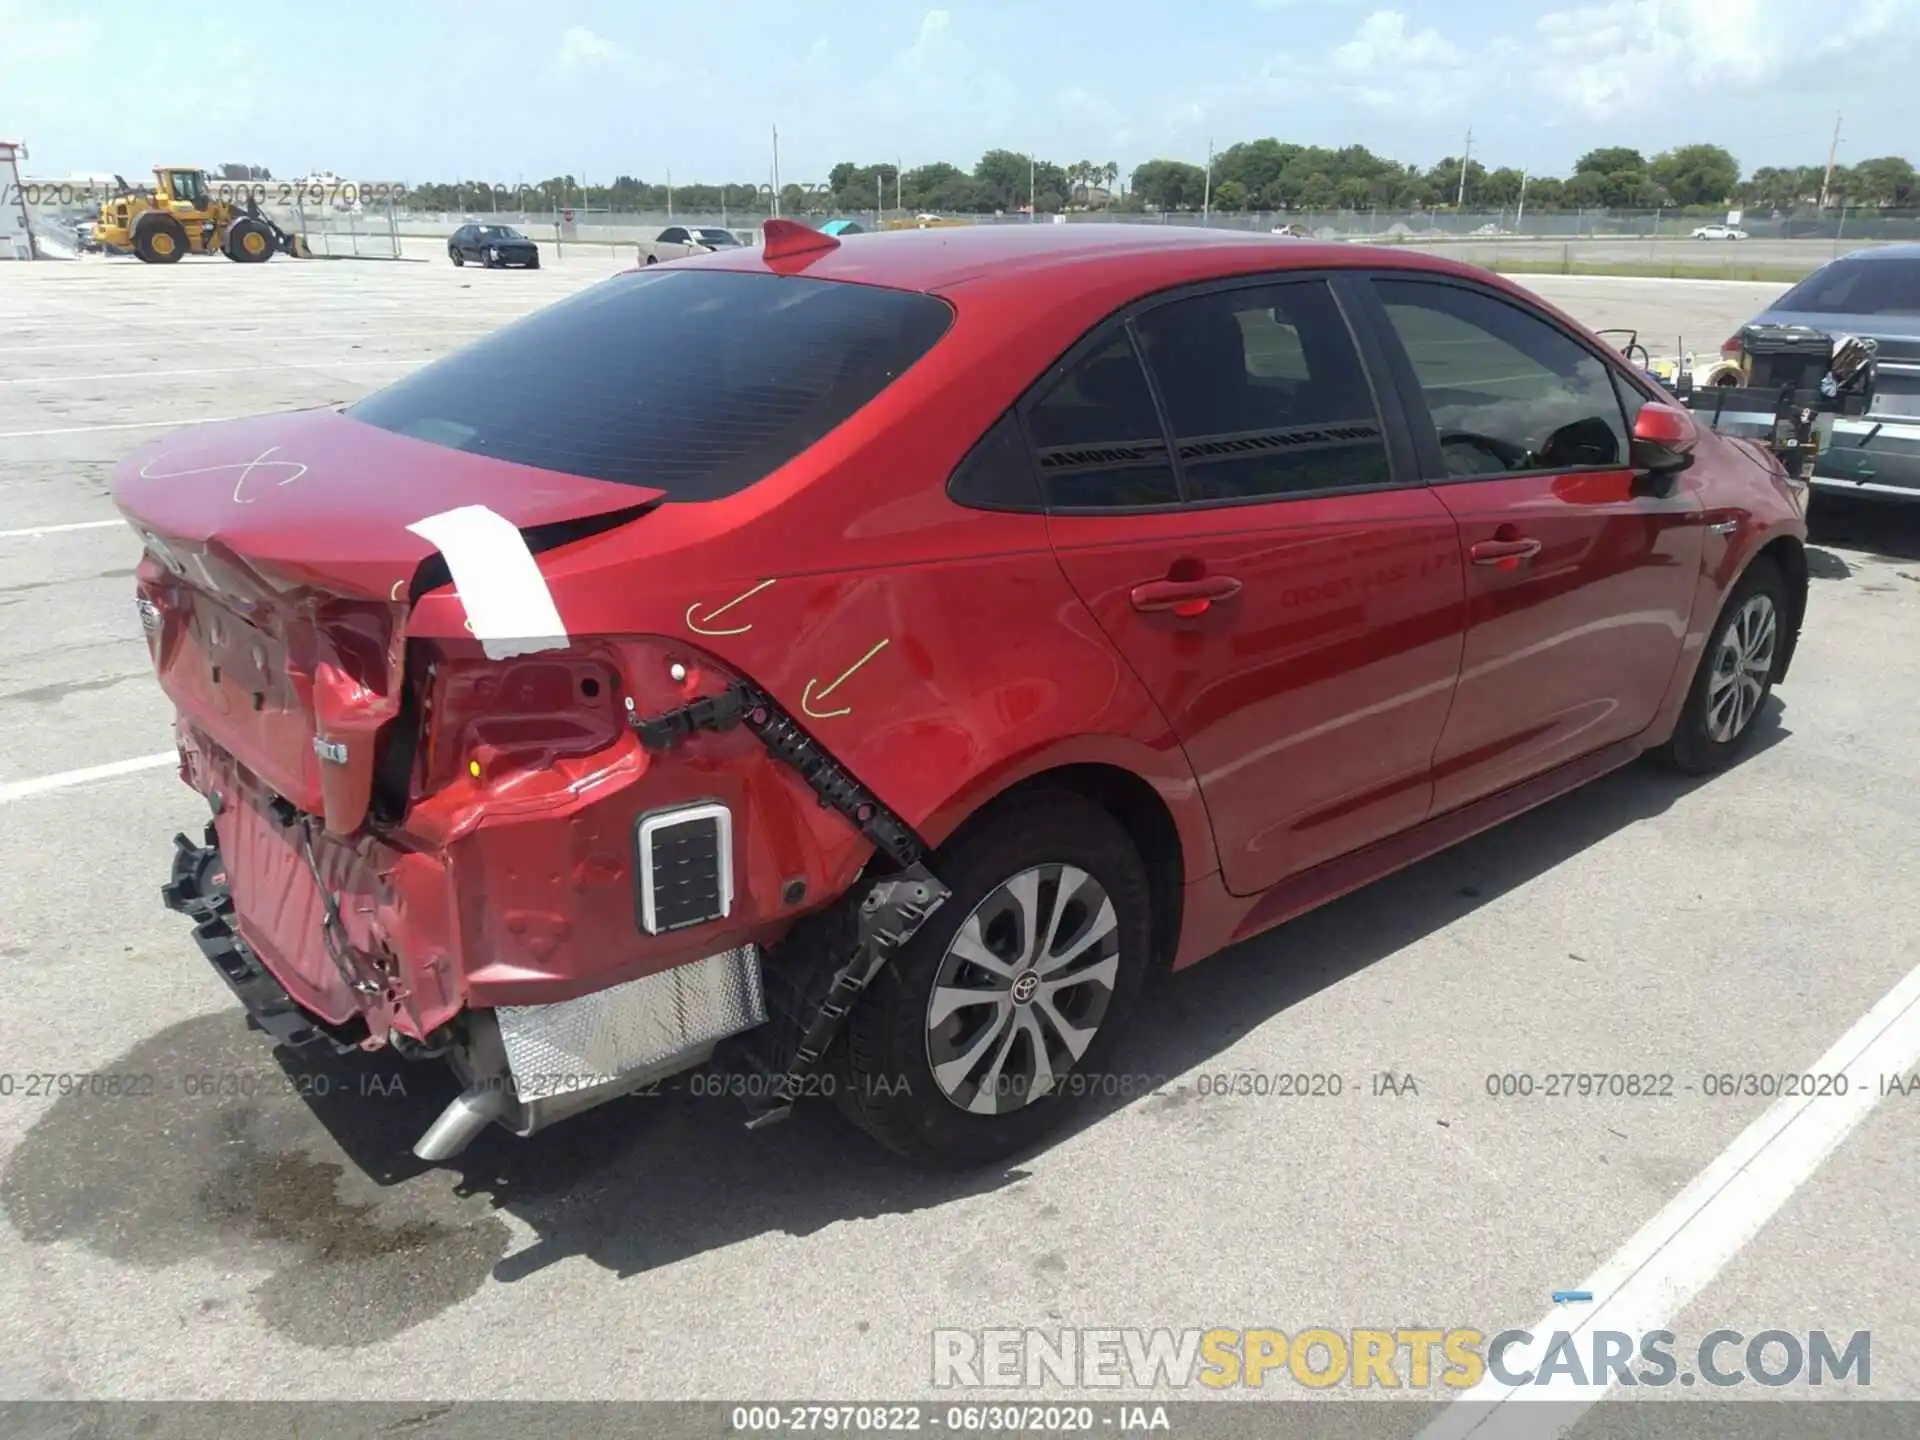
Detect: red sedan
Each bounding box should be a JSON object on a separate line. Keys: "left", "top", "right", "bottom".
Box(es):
{"left": 115, "top": 221, "right": 1809, "bottom": 1168}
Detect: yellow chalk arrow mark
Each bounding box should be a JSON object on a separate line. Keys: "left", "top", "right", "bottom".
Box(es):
{"left": 801, "top": 638, "right": 890, "bottom": 720}
{"left": 687, "top": 578, "right": 776, "bottom": 636}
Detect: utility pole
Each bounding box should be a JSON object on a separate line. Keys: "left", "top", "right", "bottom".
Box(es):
{"left": 1516, "top": 167, "right": 1529, "bottom": 230}
{"left": 1821, "top": 111, "right": 1843, "bottom": 210}
{"left": 666, "top": 167, "right": 673, "bottom": 219}
{"left": 1203, "top": 137, "right": 1213, "bottom": 223}
{"left": 1029, "top": 152, "right": 1036, "bottom": 220}
{"left": 772, "top": 124, "right": 781, "bottom": 217}
{"left": 877, "top": 170, "right": 883, "bottom": 224}
{"left": 897, "top": 157, "right": 903, "bottom": 215}
{"left": 1456, "top": 128, "right": 1472, "bottom": 210}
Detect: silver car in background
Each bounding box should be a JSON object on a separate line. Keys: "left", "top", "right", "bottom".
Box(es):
{"left": 1734, "top": 244, "right": 1920, "bottom": 504}
{"left": 636, "top": 224, "right": 745, "bottom": 265}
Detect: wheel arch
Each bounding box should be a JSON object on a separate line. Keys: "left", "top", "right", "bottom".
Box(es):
{"left": 915, "top": 741, "right": 1214, "bottom": 976}
{"left": 1751, "top": 534, "right": 1807, "bottom": 682}
{"left": 955, "top": 761, "right": 1188, "bottom": 973}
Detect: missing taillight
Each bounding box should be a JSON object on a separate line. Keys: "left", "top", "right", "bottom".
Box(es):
{"left": 421, "top": 651, "right": 626, "bottom": 793}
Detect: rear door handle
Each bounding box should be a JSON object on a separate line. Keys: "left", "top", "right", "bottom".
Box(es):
{"left": 1129, "top": 575, "right": 1243, "bottom": 616}
{"left": 1469, "top": 537, "right": 1543, "bottom": 567}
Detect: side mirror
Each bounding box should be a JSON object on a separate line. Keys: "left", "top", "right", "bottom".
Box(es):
{"left": 1631, "top": 402, "right": 1698, "bottom": 482}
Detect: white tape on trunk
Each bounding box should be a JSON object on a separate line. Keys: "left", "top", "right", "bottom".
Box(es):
{"left": 406, "top": 504, "right": 569, "bottom": 660}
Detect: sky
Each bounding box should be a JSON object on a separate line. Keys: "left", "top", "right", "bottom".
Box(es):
{"left": 6, "top": 0, "right": 1916, "bottom": 185}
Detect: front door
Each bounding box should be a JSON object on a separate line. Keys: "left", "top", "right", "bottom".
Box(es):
{"left": 1362, "top": 276, "right": 1704, "bottom": 813}
{"left": 1039, "top": 276, "right": 1466, "bottom": 896}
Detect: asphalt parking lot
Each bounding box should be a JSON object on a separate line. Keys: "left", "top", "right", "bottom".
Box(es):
{"left": 3, "top": 251, "right": 1920, "bottom": 1429}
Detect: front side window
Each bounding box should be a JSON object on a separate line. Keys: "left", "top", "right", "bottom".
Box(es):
{"left": 1133, "top": 280, "right": 1391, "bottom": 502}
{"left": 1025, "top": 333, "right": 1178, "bottom": 509}
{"left": 1374, "top": 279, "right": 1628, "bottom": 478}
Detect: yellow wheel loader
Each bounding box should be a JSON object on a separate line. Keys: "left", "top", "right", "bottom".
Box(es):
{"left": 90, "top": 167, "right": 302, "bottom": 263}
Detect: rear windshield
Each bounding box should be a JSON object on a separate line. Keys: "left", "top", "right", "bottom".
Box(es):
{"left": 695, "top": 229, "right": 740, "bottom": 245}
{"left": 1775, "top": 258, "right": 1920, "bottom": 316}
{"left": 347, "top": 270, "right": 952, "bottom": 496}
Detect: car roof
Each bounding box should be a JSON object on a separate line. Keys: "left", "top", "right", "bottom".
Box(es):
{"left": 688, "top": 221, "right": 1505, "bottom": 299}
{"left": 1822, "top": 243, "right": 1920, "bottom": 262}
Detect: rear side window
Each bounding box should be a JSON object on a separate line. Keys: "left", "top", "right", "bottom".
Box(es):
{"left": 1026, "top": 333, "right": 1180, "bottom": 508}
{"left": 348, "top": 270, "right": 952, "bottom": 496}
{"left": 1776, "top": 258, "right": 1920, "bottom": 316}
{"left": 1134, "top": 280, "right": 1391, "bottom": 502}
{"left": 1374, "top": 279, "right": 1627, "bottom": 478}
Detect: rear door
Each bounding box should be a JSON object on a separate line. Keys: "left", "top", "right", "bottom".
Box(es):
{"left": 1359, "top": 275, "right": 1703, "bottom": 814}
{"left": 1040, "top": 274, "right": 1466, "bottom": 897}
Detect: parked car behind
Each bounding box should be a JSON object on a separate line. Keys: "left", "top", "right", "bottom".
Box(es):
{"left": 116, "top": 222, "right": 1809, "bottom": 1171}
{"left": 1729, "top": 243, "right": 1920, "bottom": 503}
{"left": 1692, "top": 224, "right": 1749, "bottom": 240}
{"left": 447, "top": 224, "right": 540, "bottom": 269}
{"left": 637, "top": 224, "right": 744, "bottom": 264}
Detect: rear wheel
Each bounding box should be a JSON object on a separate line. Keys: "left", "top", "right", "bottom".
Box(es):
{"left": 133, "top": 217, "right": 187, "bottom": 264}
{"left": 1658, "top": 558, "right": 1787, "bottom": 773}
{"left": 839, "top": 790, "right": 1152, "bottom": 1168}
{"left": 450, "top": 247, "right": 464, "bottom": 266}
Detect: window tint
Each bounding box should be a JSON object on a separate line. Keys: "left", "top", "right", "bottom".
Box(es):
{"left": 947, "top": 411, "right": 1042, "bottom": 510}
{"left": 1134, "top": 280, "right": 1391, "bottom": 502}
{"left": 1776, "top": 258, "right": 1920, "bottom": 317}
{"left": 348, "top": 270, "right": 952, "bottom": 496}
{"left": 658, "top": 227, "right": 687, "bottom": 244}
{"left": 1375, "top": 280, "right": 1628, "bottom": 478}
{"left": 1026, "top": 333, "right": 1178, "bottom": 508}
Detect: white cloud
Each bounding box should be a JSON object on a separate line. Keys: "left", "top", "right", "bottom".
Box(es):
{"left": 866, "top": 8, "right": 1020, "bottom": 150}
{"left": 1531, "top": 0, "right": 1912, "bottom": 119}
{"left": 548, "top": 26, "right": 668, "bottom": 87}
{"left": 1256, "top": 9, "right": 1475, "bottom": 116}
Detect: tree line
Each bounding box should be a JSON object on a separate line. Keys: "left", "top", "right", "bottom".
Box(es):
{"left": 382, "top": 141, "right": 1919, "bottom": 217}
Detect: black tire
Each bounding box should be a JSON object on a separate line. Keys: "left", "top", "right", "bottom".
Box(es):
{"left": 527, "top": 254, "right": 540, "bottom": 269}
{"left": 838, "top": 789, "right": 1153, "bottom": 1168}
{"left": 450, "top": 247, "right": 464, "bottom": 266}
{"left": 644, "top": 254, "right": 657, "bottom": 265}
{"left": 133, "top": 216, "right": 187, "bottom": 264}
{"left": 225, "top": 218, "right": 273, "bottom": 263}
{"left": 1657, "top": 557, "right": 1788, "bottom": 774}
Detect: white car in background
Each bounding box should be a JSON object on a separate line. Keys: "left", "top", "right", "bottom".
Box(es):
{"left": 1692, "top": 223, "right": 1750, "bottom": 240}
{"left": 636, "top": 224, "right": 745, "bottom": 264}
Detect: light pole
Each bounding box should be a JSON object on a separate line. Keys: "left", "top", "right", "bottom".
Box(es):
{"left": 1203, "top": 138, "right": 1213, "bottom": 223}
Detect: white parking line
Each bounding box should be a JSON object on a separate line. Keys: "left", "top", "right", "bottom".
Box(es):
{"left": 1416, "top": 954, "right": 1920, "bottom": 1438}
{"left": 0, "top": 415, "right": 243, "bottom": 439}
{"left": 0, "top": 752, "right": 176, "bottom": 805}
{"left": 0, "top": 518, "right": 125, "bottom": 540}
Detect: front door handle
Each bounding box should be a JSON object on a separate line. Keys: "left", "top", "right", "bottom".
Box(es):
{"left": 1130, "top": 575, "right": 1243, "bottom": 617}
{"left": 1469, "top": 536, "right": 1543, "bottom": 568}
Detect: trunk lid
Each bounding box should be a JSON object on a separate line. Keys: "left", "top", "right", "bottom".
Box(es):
{"left": 116, "top": 407, "right": 660, "bottom": 833}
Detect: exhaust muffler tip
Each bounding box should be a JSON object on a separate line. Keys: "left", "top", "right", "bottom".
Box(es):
{"left": 412, "top": 1082, "right": 511, "bottom": 1162}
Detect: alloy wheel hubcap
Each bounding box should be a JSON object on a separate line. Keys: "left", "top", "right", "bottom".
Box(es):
{"left": 1706, "top": 594, "right": 1777, "bottom": 744}
{"left": 924, "top": 863, "right": 1120, "bottom": 1115}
